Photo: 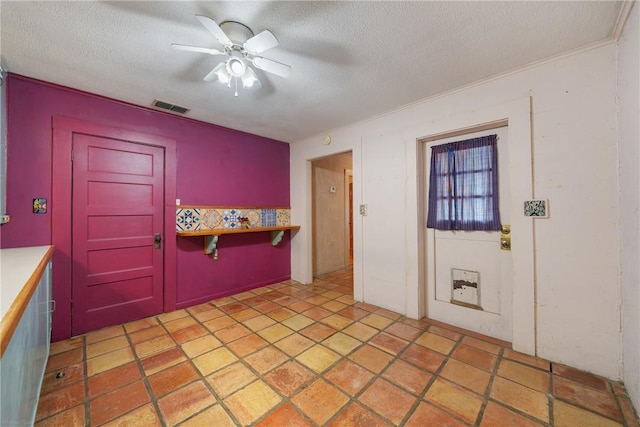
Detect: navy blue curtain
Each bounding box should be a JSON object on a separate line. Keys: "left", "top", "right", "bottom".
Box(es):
{"left": 426, "top": 134, "right": 501, "bottom": 231}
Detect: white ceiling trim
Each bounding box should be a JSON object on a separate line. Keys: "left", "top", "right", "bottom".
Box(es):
{"left": 613, "top": 0, "right": 637, "bottom": 41}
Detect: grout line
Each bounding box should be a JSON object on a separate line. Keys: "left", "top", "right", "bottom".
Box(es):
{"left": 234, "top": 279, "right": 346, "bottom": 426}
{"left": 472, "top": 345, "right": 504, "bottom": 426}
{"left": 122, "top": 317, "right": 168, "bottom": 427}
{"left": 179, "top": 316, "right": 244, "bottom": 427}
{"left": 413, "top": 325, "right": 474, "bottom": 426}
{"left": 610, "top": 381, "right": 629, "bottom": 427}
{"left": 82, "top": 335, "right": 91, "bottom": 427}
{"left": 398, "top": 326, "right": 450, "bottom": 426}
{"left": 38, "top": 268, "right": 629, "bottom": 427}
{"left": 548, "top": 366, "right": 555, "bottom": 427}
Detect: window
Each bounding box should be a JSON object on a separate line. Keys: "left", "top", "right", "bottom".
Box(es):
{"left": 426, "top": 134, "right": 501, "bottom": 231}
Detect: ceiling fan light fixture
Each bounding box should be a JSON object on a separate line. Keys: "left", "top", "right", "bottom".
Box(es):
{"left": 241, "top": 66, "right": 262, "bottom": 90}
{"left": 214, "top": 65, "right": 231, "bottom": 84}
{"left": 227, "top": 58, "right": 245, "bottom": 77}
{"left": 176, "top": 15, "right": 291, "bottom": 97}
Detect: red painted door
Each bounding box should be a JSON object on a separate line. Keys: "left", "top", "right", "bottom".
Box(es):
{"left": 72, "top": 134, "right": 165, "bottom": 335}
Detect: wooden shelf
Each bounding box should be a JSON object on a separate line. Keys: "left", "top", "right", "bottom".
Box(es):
{"left": 177, "top": 226, "right": 300, "bottom": 260}
{"left": 176, "top": 225, "right": 299, "bottom": 237}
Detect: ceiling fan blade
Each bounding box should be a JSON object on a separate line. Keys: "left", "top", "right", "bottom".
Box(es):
{"left": 243, "top": 30, "right": 279, "bottom": 54}
{"left": 171, "top": 44, "right": 226, "bottom": 56}
{"left": 242, "top": 66, "right": 262, "bottom": 90}
{"left": 252, "top": 56, "right": 291, "bottom": 78}
{"left": 203, "top": 62, "right": 229, "bottom": 82}
{"left": 195, "top": 15, "right": 232, "bottom": 47}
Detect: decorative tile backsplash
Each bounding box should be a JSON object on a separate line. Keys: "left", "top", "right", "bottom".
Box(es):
{"left": 523, "top": 199, "right": 548, "bottom": 218}
{"left": 176, "top": 206, "right": 291, "bottom": 232}
{"left": 261, "top": 208, "right": 277, "bottom": 227}
{"left": 176, "top": 208, "right": 201, "bottom": 231}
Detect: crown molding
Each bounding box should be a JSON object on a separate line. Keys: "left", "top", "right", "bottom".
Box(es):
{"left": 613, "top": 0, "right": 636, "bottom": 41}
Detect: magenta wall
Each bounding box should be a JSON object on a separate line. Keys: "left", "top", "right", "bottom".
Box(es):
{"left": 3, "top": 75, "right": 291, "bottom": 337}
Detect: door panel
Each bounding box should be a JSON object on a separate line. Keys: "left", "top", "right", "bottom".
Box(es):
{"left": 425, "top": 126, "right": 512, "bottom": 341}
{"left": 87, "top": 145, "right": 154, "bottom": 176}
{"left": 435, "top": 233, "right": 502, "bottom": 314}
{"left": 87, "top": 277, "right": 154, "bottom": 309}
{"left": 72, "top": 134, "right": 164, "bottom": 335}
{"left": 87, "top": 181, "right": 154, "bottom": 206}
{"left": 86, "top": 246, "right": 153, "bottom": 277}
{"left": 87, "top": 215, "right": 153, "bottom": 240}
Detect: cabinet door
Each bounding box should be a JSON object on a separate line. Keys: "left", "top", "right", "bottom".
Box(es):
{"left": 0, "top": 261, "right": 52, "bottom": 426}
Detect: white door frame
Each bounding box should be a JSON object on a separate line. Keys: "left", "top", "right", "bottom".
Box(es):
{"left": 416, "top": 97, "right": 536, "bottom": 355}
{"left": 344, "top": 169, "right": 353, "bottom": 266}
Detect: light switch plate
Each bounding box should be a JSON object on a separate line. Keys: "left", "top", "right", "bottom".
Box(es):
{"left": 359, "top": 204, "right": 367, "bottom": 216}
{"left": 176, "top": 198, "right": 181, "bottom": 206}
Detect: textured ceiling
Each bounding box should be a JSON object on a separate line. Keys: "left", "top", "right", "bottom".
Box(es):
{"left": 0, "top": 1, "right": 625, "bottom": 143}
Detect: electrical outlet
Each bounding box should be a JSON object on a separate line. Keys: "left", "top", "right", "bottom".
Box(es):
{"left": 1, "top": 215, "right": 9, "bottom": 224}
{"left": 359, "top": 204, "right": 367, "bottom": 216}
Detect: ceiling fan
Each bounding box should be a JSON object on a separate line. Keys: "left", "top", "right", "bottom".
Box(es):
{"left": 173, "top": 15, "right": 291, "bottom": 96}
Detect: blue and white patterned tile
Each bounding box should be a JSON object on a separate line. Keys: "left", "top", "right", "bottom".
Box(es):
{"left": 176, "top": 208, "right": 184, "bottom": 231}
{"left": 261, "top": 208, "right": 277, "bottom": 227}
{"left": 176, "top": 208, "right": 201, "bottom": 231}
{"left": 178, "top": 206, "right": 290, "bottom": 231}
{"left": 223, "top": 209, "right": 242, "bottom": 229}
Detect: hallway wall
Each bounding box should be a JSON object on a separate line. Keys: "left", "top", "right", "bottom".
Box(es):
{"left": 618, "top": 2, "right": 640, "bottom": 411}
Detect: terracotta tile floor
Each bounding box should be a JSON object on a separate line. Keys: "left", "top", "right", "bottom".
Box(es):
{"left": 36, "top": 268, "right": 640, "bottom": 426}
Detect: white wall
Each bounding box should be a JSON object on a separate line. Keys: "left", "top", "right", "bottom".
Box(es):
{"left": 291, "top": 43, "right": 621, "bottom": 379}
{"left": 618, "top": 2, "right": 640, "bottom": 410}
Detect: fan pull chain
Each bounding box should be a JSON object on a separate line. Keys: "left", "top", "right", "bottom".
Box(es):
{"left": 234, "top": 77, "right": 239, "bottom": 97}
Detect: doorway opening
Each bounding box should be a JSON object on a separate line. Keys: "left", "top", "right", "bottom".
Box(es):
{"left": 311, "top": 151, "right": 354, "bottom": 284}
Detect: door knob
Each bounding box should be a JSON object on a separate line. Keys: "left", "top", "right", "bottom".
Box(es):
{"left": 500, "top": 225, "right": 511, "bottom": 251}
{"left": 154, "top": 233, "right": 162, "bottom": 249}
{"left": 501, "top": 238, "right": 511, "bottom": 250}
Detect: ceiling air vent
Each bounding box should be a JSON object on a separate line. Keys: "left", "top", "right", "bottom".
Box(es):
{"left": 152, "top": 99, "right": 190, "bottom": 115}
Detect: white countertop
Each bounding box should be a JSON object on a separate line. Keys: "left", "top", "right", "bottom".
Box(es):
{"left": 0, "top": 246, "right": 53, "bottom": 321}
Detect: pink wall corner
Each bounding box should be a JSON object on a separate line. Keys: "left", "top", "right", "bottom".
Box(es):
{"left": 4, "top": 75, "right": 291, "bottom": 340}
